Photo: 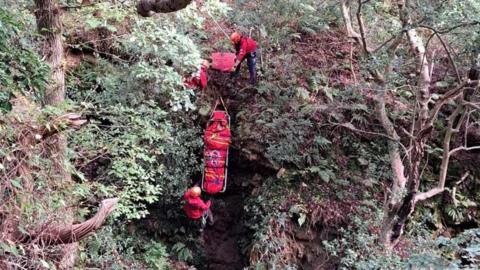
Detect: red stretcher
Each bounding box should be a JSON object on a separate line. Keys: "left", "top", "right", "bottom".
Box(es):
{"left": 211, "top": 52, "right": 236, "bottom": 72}
{"left": 202, "top": 98, "right": 231, "bottom": 194}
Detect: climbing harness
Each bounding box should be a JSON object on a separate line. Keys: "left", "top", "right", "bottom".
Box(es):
{"left": 202, "top": 97, "right": 231, "bottom": 194}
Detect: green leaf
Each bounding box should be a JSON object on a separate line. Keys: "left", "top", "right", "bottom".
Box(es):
{"left": 10, "top": 178, "right": 22, "bottom": 189}
{"left": 298, "top": 213, "right": 307, "bottom": 227}
{"left": 319, "top": 170, "right": 331, "bottom": 183}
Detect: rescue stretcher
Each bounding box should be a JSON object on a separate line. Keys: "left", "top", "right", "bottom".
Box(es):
{"left": 201, "top": 98, "right": 231, "bottom": 194}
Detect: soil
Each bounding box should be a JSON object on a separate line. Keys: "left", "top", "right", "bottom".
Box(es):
{"left": 202, "top": 192, "right": 246, "bottom": 270}
{"left": 201, "top": 146, "right": 251, "bottom": 270}
{"left": 198, "top": 72, "right": 250, "bottom": 269}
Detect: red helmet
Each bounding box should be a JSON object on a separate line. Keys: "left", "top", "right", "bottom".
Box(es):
{"left": 230, "top": 32, "right": 241, "bottom": 44}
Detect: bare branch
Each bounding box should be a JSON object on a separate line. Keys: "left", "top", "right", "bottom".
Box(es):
{"left": 415, "top": 104, "right": 467, "bottom": 203}
{"left": 463, "top": 101, "right": 480, "bottom": 110}
{"left": 421, "top": 82, "right": 470, "bottom": 133}
{"left": 418, "top": 25, "right": 461, "bottom": 82}
{"left": 437, "top": 21, "right": 480, "bottom": 34}
{"left": 372, "top": 32, "right": 404, "bottom": 54}
{"left": 452, "top": 171, "right": 470, "bottom": 207}
{"left": 449, "top": 145, "right": 480, "bottom": 155}
{"left": 356, "top": 0, "right": 369, "bottom": 54}
{"left": 414, "top": 187, "right": 444, "bottom": 203}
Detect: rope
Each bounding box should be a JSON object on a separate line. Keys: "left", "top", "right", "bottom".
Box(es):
{"left": 219, "top": 96, "right": 228, "bottom": 115}
{"left": 211, "top": 97, "right": 229, "bottom": 117}
{"left": 206, "top": 11, "right": 230, "bottom": 40}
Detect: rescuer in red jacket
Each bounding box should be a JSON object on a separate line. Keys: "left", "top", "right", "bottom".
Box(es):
{"left": 184, "top": 60, "right": 210, "bottom": 90}
{"left": 230, "top": 32, "right": 257, "bottom": 85}
{"left": 183, "top": 186, "right": 214, "bottom": 225}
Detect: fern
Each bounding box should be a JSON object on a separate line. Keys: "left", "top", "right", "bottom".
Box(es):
{"left": 314, "top": 135, "right": 332, "bottom": 150}
{"left": 352, "top": 113, "right": 368, "bottom": 125}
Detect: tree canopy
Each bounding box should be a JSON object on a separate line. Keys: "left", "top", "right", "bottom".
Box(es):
{"left": 1, "top": 0, "right": 480, "bottom": 269}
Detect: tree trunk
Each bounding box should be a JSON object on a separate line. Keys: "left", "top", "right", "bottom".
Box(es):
{"left": 375, "top": 84, "right": 410, "bottom": 250}
{"left": 398, "top": 0, "right": 431, "bottom": 127}
{"left": 34, "top": 0, "right": 65, "bottom": 106}
{"left": 34, "top": 1, "right": 76, "bottom": 268}
{"left": 341, "top": 0, "right": 361, "bottom": 38}
{"left": 378, "top": 1, "right": 433, "bottom": 250}
{"left": 379, "top": 193, "right": 417, "bottom": 249}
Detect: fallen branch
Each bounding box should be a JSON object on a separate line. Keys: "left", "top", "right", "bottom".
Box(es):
{"left": 20, "top": 198, "right": 119, "bottom": 245}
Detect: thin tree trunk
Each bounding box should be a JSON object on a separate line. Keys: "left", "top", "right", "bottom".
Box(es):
{"left": 398, "top": 0, "right": 431, "bottom": 127}
{"left": 376, "top": 84, "right": 409, "bottom": 249}
{"left": 378, "top": 1, "right": 433, "bottom": 250}
{"left": 341, "top": 0, "right": 361, "bottom": 38}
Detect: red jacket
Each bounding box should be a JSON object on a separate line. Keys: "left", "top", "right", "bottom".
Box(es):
{"left": 183, "top": 189, "right": 211, "bottom": 219}
{"left": 235, "top": 37, "right": 257, "bottom": 62}
{"left": 184, "top": 65, "right": 208, "bottom": 90}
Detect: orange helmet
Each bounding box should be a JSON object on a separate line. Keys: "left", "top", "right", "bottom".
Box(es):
{"left": 230, "top": 32, "right": 241, "bottom": 44}
{"left": 190, "top": 186, "right": 201, "bottom": 197}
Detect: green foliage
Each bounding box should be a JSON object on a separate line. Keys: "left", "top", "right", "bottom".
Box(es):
{"left": 417, "top": 0, "right": 480, "bottom": 57}
{"left": 236, "top": 83, "right": 332, "bottom": 169}
{"left": 171, "top": 242, "right": 193, "bottom": 262}
{"left": 173, "top": 0, "right": 231, "bottom": 31}
{"left": 5, "top": 0, "right": 480, "bottom": 269}
{"left": 80, "top": 225, "right": 149, "bottom": 269}
{"left": 322, "top": 205, "right": 406, "bottom": 270}
{"left": 324, "top": 203, "right": 480, "bottom": 270}
{"left": 0, "top": 99, "right": 88, "bottom": 268}
{"left": 0, "top": 8, "right": 49, "bottom": 109}
{"left": 83, "top": 3, "right": 130, "bottom": 32}
{"left": 436, "top": 229, "right": 480, "bottom": 268}
{"left": 144, "top": 242, "right": 170, "bottom": 270}
{"left": 71, "top": 101, "right": 201, "bottom": 220}
{"left": 232, "top": 0, "right": 335, "bottom": 44}
{"left": 243, "top": 176, "right": 300, "bottom": 269}
{"left": 63, "top": 1, "right": 131, "bottom": 34}
{"left": 122, "top": 18, "right": 201, "bottom": 111}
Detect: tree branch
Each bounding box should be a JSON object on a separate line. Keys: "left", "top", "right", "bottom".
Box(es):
{"left": 341, "top": 0, "right": 361, "bottom": 39}
{"left": 452, "top": 171, "right": 470, "bottom": 207}
{"left": 20, "top": 198, "right": 119, "bottom": 245}
{"left": 449, "top": 145, "right": 480, "bottom": 155}
{"left": 356, "top": 0, "right": 369, "bottom": 54}
{"left": 421, "top": 82, "right": 470, "bottom": 134}
{"left": 418, "top": 25, "right": 461, "bottom": 83}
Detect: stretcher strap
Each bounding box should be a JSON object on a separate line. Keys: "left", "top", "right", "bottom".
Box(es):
{"left": 211, "top": 97, "right": 229, "bottom": 117}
